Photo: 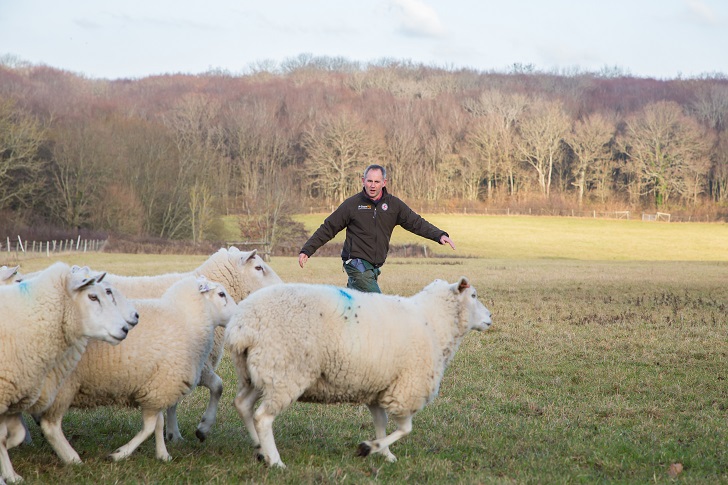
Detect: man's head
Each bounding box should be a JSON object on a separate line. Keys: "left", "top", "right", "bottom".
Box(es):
{"left": 362, "top": 164, "right": 387, "bottom": 201}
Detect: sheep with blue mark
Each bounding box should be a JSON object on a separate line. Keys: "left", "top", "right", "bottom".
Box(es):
{"left": 0, "top": 262, "right": 131, "bottom": 484}
{"left": 225, "top": 277, "right": 492, "bottom": 468}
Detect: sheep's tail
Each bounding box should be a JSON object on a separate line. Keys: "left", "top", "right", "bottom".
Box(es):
{"left": 225, "top": 320, "right": 255, "bottom": 392}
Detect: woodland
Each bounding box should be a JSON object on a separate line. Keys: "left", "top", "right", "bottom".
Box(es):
{"left": 1, "top": 55, "right": 727, "bottom": 247}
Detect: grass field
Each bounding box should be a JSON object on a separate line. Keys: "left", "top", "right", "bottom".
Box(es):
{"left": 293, "top": 213, "right": 728, "bottom": 261}
{"left": 4, "top": 216, "right": 727, "bottom": 483}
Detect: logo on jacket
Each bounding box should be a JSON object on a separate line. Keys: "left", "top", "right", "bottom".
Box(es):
{"left": 358, "top": 204, "right": 372, "bottom": 210}
{"left": 381, "top": 203, "right": 388, "bottom": 211}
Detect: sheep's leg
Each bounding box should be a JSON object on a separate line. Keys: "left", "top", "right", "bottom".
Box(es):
{"left": 153, "top": 410, "right": 172, "bottom": 461}
{"left": 233, "top": 386, "right": 261, "bottom": 447}
{"left": 40, "top": 415, "right": 82, "bottom": 464}
{"left": 110, "top": 409, "right": 170, "bottom": 461}
{"left": 357, "top": 414, "right": 413, "bottom": 462}
{"left": 19, "top": 416, "right": 30, "bottom": 445}
{"left": 253, "top": 405, "right": 285, "bottom": 468}
{"left": 367, "top": 405, "right": 397, "bottom": 462}
{"left": 195, "top": 368, "right": 223, "bottom": 442}
{"left": 165, "top": 403, "right": 183, "bottom": 442}
{"left": 4, "top": 417, "right": 25, "bottom": 451}
{"left": 0, "top": 419, "right": 22, "bottom": 484}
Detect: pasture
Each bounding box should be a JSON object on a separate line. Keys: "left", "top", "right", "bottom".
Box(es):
{"left": 4, "top": 216, "right": 727, "bottom": 483}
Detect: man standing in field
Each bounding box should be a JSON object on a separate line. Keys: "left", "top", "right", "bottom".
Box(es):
{"left": 298, "top": 164, "right": 455, "bottom": 293}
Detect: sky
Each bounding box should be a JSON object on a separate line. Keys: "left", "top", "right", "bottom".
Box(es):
{"left": 0, "top": 0, "right": 726, "bottom": 81}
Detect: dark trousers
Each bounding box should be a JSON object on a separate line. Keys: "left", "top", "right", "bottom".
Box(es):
{"left": 343, "top": 263, "right": 381, "bottom": 293}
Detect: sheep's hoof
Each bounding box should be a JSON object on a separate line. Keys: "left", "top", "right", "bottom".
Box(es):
{"left": 357, "top": 442, "right": 372, "bottom": 457}
{"left": 166, "top": 433, "right": 183, "bottom": 443}
{"left": 195, "top": 429, "right": 207, "bottom": 442}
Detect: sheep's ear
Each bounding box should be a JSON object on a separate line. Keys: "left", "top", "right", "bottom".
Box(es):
{"left": 197, "top": 276, "right": 213, "bottom": 293}
{"left": 0, "top": 265, "right": 19, "bottom": 279}
{"left": 95, "top": 272, "right": 107, "bottom": 283}
{"left": 455, "top": 277, "right": 470, "bottom": 294}
{"left": 241, "top": 249, "right": 258, "bottom": 264}
{"left": 70, "top": 273, "right": 97, "bottom": 291}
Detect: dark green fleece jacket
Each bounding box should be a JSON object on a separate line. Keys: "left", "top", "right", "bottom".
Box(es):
{"left": 300, "top": 188, "right": 448, "bottom": 267}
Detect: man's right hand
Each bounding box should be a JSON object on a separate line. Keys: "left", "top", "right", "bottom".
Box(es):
{"left": 298, "top": 253, "right": 308, "bottom": 268}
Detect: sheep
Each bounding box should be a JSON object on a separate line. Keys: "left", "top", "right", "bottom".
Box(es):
{"left": 103, "top": 247, "right": 283, "bottom": 442}
{"left": 19, "top": 265, "right": 141, "bottom": 446}
{"left": 0, "top": 262, "right": 132, "bottom": 484}
{"left": 225, "top": 276, "right": 492, "bottom": 468}
{"left": 0, "top": 266, "right": 19, "bottom": 285}
{"left": 36, "top": 276, "right": 238, "bottom": 464}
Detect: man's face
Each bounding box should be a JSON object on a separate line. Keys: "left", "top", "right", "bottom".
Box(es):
{"left": 363, "top": 168, "right": 386, "bottom": 201}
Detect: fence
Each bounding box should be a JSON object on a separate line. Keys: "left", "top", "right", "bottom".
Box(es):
{"left": 225, "top": 240, "right": 271, "bottom": 261}
{"left": 641, "top": 212, "right": 671, "bottom": 222}
{"left": 2, "top": 236, "right": 106, "bottom": 257}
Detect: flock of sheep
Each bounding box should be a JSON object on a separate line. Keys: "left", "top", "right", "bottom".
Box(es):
{"left": 0, "top": 247, "right": 492, "bottom": 482}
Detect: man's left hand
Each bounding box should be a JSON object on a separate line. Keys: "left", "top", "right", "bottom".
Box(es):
{"left": 440, "top": 235, "right": 455, "bottom": 250}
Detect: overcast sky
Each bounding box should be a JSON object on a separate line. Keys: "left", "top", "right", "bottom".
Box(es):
{"left": 0, "top": 0, "right": 726, "bottom": 80}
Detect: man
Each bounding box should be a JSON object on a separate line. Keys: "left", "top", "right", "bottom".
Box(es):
{"left": 298, "top": 164, "right": 455, "bottom": 293}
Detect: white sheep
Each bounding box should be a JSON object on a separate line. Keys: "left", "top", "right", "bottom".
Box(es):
{"left": 20, "top": 265, "right": 141, "bottom": 446}
{"left": 0, "top": 266, "right": 19, "bottom": 285}
{"left": 103, "top": 247, "right": 282, "bottom": 442}
{"left": 225, "top": 277, "right": 492, "bottom": 468}
{"left": 36, "top": 276, "right": 237, "bottom": 464}
{"left": 0, "top": 262, "right": 132, "bottom": 484}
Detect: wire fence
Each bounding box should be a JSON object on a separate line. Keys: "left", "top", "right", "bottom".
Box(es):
{"left": 2, "top": 236, "right": 106, "bottom": 257}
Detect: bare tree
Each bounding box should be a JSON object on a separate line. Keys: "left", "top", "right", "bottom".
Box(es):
{"left": 690, "top": 83, "right": 728, "bottom": 132}
{"left": 618, "top": 101, "right": 714, "bottom": 208}
{"left": 465, "top": 90, "right": 529, "bottom": 200}
{"left": 516, "top": 99, "right": 571, "bottom": 197}
{"left": 381, "top": 101, "right": 425, "bottom": 199}
{"left": 303, "top": 113, "right": 380, "bottom": 203}
{"left": 564, "top": 113, "right": 615, "bottom": 206}
{"left": 162, "top": 94, "right": 226, "bottom": 239}
{"left": 48, "top": 121, "right": 110, "bottom": 229}
{"left": 0, "top": 98, "right": 47, "bottom": 211}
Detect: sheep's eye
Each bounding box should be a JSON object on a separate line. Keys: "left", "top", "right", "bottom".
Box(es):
{"left": 471, "top": 293, "right": 477, "bottom": 299}
{"left": 255, "top": 265, "right": 263, "bottom": 271}
{"left": 105, "top": 288, "right": 113, "bottom": 295}
{"left": 88, "top": 294, "right": 99, "bottom": 302}
{"left": 218, "top": 291, "right": 225, "bottom": 298}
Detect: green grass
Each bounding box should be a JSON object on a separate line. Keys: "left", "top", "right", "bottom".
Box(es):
{"left": 5, "top": 216, "right": 728, "bottom": 483}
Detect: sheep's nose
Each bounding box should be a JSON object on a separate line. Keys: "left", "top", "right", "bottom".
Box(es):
{"left": 129, "top": 312, "right": 140, "bottom": 326}
{"left": 122, "top": 326, "right": 129, "bottom": 335}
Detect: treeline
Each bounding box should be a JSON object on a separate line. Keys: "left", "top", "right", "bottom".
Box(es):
{"left": 1, "top": 55, "right": 727, "bottom": 245}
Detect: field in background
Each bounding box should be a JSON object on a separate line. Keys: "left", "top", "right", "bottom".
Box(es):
{"left": 293, "top": 214, "right": 728, "bottom": 261}
{"left": 5, "top": 217, "right": 727, "bottom": 483}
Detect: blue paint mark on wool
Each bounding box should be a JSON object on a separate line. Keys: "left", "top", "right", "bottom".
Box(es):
{"left": 328, "top": 286, "right": 356, "bottom": 322}
{"left": 18, "top": 281, "right": 30, "bottom": 296}
{"left": 338, "top": 288, "right": 353, "bottom": 303}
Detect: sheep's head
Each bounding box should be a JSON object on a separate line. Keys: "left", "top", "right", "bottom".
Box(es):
{"left": 67, "top": 269, "right": 130, "bottom": 345}
{"left": 198, "top": 276, "right": 237, "bottom": 328}
{"left": 451, "top": 277, "right": 492, "bottom": 332}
